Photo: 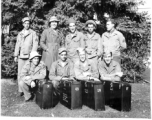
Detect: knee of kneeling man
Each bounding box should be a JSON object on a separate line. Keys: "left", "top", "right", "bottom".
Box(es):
{"left": 52, "top": 80, "right": 59, "bottom": 88}
{"left": 19, "top": 80, "right": 25, "bottom": 87}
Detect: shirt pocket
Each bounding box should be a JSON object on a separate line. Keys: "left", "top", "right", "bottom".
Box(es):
{"left": 73, "top": 36, "right": 81, "bottom": 44}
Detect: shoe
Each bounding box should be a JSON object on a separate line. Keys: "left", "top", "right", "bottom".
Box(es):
{"left": 25, "top": 94, "right": 34, "bottom": 102}
{"left": 17, "top": 92, "right": 24, "bottom": 97}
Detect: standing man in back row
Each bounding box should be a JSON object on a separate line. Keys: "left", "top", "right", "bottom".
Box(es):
{"left": 14, "top": 17, "right": 38, "bottom": 96}
{"left": 84, "top": 20, "right": 101, "bottom": 67}
{"left": 65, "top": 18, "right": 85, "bottom": 63}
{"left": 98, "top": 19, "right": 127, "bottom": 63}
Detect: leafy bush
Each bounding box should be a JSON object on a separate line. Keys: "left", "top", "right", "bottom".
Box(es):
{"left": 1, "top": 0, "right": 150, "bottom": 82}
{"left": 1, "top": 36, "right": 17, "bottom": 78}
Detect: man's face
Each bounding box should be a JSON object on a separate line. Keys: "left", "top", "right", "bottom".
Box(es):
{"left": 32, "top": 57, "right": 40, "bottom": 66}
{"left": 50, "top": 21, "right": 58, "bottom": 29}
{"left": 59, "top": 52, "right": 67, "bottom": 62}
{"left": 23, "top": 21, "right": 30, "bottom": 30}
{"left": 87, "top": 24, "right": 94, "bottom": 34}
{"left": 103, "top": 53, "right": 113, "bottom": 65}
{"left": 69, "top": 23, "right": 76, "bottom": 33}
{"left": 79, "top": 52, "right": 86, "bottom": 62}
{"left": 106, "top": 21, "right": 114, "bottom": 31}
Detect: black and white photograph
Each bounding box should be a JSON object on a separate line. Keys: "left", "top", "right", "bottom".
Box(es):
{"left": 1, "top": 0, "right": 151, "bottom": 118}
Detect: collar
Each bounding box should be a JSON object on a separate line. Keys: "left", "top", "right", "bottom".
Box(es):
{"left": 27, "top": 61, "right": 44, "bottom": 74}
{"left": 85, "top": 31, "right": 96, "bottom": 39}
{"left": 104, "top": 29, "right": 118, "bottom": 38}
{"left": 20, "top": 29, "right": 32, "bottom": 37}
{"left": 102, "top": 60, "right": 117, "bottom": 71}
{"left": 57, "top": 59, "right": 69, "bottom": 67}
{"left": 78, "top": 60, "right": 91, "bottom": 71}
{"left": 68, "top": 30, "right": 78, "bottom": 38}
{"left": 49, "top": 27, "right": 58, "bottom": 36}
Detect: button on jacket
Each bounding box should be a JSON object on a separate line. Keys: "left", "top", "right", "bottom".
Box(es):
{"left": 74, "top": 60, "right": 99, "bottom": 80}
{"left": 98, "top": 60, "right": 121, "bottom": 75}
{"left": 19, "top": 60, "right": 47, "bottom": 85}
{"left": 49, "top": 59, "right": 75, "bottom": 81}
{"left": 99, "top": 29, "right": 126, "bottom": 57}
{"left": 14, "top": 29, "right": 38, "bottom": 58}
{"left": 40, "top": 28, "right": 65, "bottom": 70}
{"left": 65, "top": 31, "right": 85, "bottom": 60}
{"left": 84, "top": 32, "right": 101, "bottom": 59}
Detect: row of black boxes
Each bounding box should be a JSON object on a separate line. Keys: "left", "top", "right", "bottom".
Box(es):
{"left": 36, "top": 79, "right": 131, "bottom": 111}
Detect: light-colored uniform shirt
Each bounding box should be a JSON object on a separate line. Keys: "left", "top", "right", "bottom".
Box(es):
{"left": 84, "top": 32, "right": 101, "bottom": 59}
{"left": 74, "top": 60, "right": 99, "bottom": 80}
{"left": 20, "top": 60, "right": 46, "bottom": 85}
{"left": 65, "top": 31, "right": 85, "bottom": 60}
{"left": 14, "top": 29, "right": 38, "bottom": 58}
{"left": 49, "top": 59, "right": 75, "bottom": 81}
{"left": 99, "top": 29, "right": 126, "bottom": 56}
{"left": 98, "top": 60, "right": 121, "bottom": 75}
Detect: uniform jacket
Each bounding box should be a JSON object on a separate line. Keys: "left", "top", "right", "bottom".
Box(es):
{"left": 74, "top": 60, "right": 99, "bottom": 80}
{"left": 98, "top": 60, "right": 121, "bottom": 75}
{"left": 99, "top": 29, "right": 126, "bottom": 56}
{"left": 40, "top": 28, "right": 64, "bottom": 70}
{"left": 20, "top": 60, "right": 46, "bottom": 85}
{"left": 49, "top": 59, "right": 75, "bottom": 81}
{"left": 14, "top": 29, "right": 38, "bottom": 58}
{"left": 65, "top": 31, "right": 85, "bottom": 59}
{"left": 84, "top": 32, "right": 101, "bottom": 59}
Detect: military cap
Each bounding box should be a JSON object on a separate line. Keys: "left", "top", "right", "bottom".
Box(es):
{"left": 86, "top": 20, "right": 97, "bottom": 28}
{"left": 68, "top": 18, "right": 76, "bottom": 24}
{"left": 22, "top": 17, "right": 30, "bottom": 23}
{"left": 58, "top": 47, "right": 67, "bottom": 54}
{"left": 49, "top": 16, "right": 59, "bottom": 22}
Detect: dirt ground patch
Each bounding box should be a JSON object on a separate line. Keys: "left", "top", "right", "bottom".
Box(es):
{"left": 1, "top": 79, "right": 151, "bottom": 118}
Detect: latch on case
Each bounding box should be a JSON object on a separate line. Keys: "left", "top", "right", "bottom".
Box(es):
{"left": 97, "top": 89, "right": 101, "bottom": 92}
{"left": 75, "top": 87, "right": 79, "bottom": 91}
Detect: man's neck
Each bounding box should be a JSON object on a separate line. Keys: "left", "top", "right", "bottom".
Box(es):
{"left": 24, "top": 28, "right": 30, "bottom": 30}
{"left": 87, "top": 31, "right": 94, "bottom": 35}
{"left": 109, "top": 28, "right": 115, "bottom": 34}
{"left": 59, "top": 60, "right": 67, "bottom": 67}
{"left": 71, "top": 30, "right": 76, "bottom": 35}
{"left": 80, "top": 60, "right": 87, "bottom": 65}
{"left": 31, "top": 62, "right": 37, "bottom": 67}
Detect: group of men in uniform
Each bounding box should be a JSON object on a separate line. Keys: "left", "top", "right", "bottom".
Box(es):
{"left": 14, "top": 16, "right": 126, "bottom": 102}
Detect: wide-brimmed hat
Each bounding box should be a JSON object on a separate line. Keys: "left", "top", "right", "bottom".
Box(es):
{"left": 58, "top": 47, "right": 67, "bottom": 54}
{"left": 29, "top": 51, "right": 41, "bottom": 60}
{"left": 49, "top": 16, "right": 59, "bottom": 22}
{"left": 85, "top": 20, "right": 96, "bottom": 28}
{"left": 22, "top": 17, "right": 30, "bottom": 23}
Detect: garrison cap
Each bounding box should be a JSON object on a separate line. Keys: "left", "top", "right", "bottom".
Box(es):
{"left": 58, "top": 47, "right": 67, "bottom": 54}
{"left": 22, "top": 17, "right": 30, "bottom": 23}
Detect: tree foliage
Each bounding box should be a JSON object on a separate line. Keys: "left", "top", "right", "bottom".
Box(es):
{"left": 1, "top": 0, "right": 151, "bottom": 82}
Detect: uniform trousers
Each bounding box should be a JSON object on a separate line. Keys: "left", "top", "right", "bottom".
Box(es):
{"left": 18, "top": 58, "right": 28, "bottom": 92}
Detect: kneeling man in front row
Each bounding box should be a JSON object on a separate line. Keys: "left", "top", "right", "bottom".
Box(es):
{"left": 98, "top": 51, "right": 123, "bottom": 81}
{"left": 19, "top": 51, "right": 46, "bottom": 102}
{"left": 49, "top": 47, "right": 75, "bottom": 91}
{"left": 74, "top": 48, "right": 99, "bottom": 81}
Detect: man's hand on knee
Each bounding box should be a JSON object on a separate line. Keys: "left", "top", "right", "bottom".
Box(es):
{"left": 31, "top": 81, "right": 36, "bottom": 88}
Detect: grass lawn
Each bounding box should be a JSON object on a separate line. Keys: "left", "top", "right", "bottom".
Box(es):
{"left": 1, "top": 78, "right": 150, "bottom": 118}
